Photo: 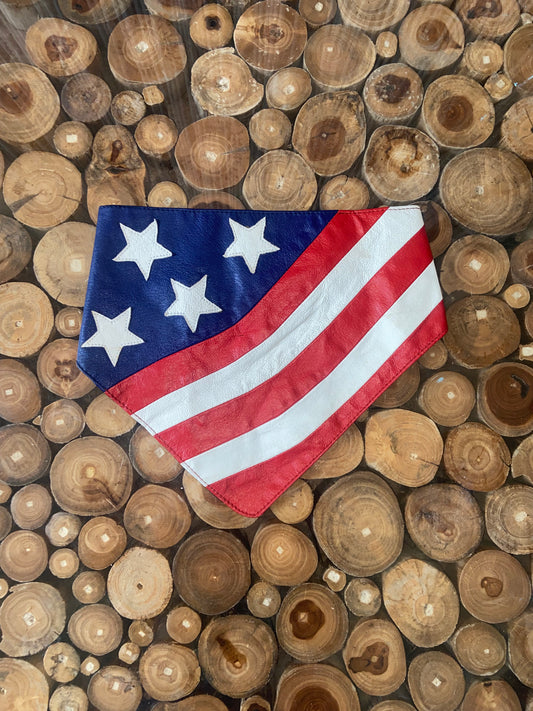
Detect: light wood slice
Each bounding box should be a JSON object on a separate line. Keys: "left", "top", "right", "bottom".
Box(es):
{"left": 243, "top": 150, "right": 316, "bottom": 210}
{"left": 373, "top": 362, "right": 420, "bottom": 409}
{"left": 234, "top": 1, "right": 307, "bottom": 73}
{"left": 53, "top": 121, "right": 93, "bottom": 162}
{"left": 37, "top": 338, "right": 94, "bottom": 399}
{"left": 134, "top": 115, "right": 178, "bottom": 158}
{"left": 484, "top": 71, "right": 514, "bottom": 101}
{"left": 129, "top": 425, "right": 183, "bottom": 483}
{"left": 111, "top": 90, "right": 146, "bottom": 126}
{"left": 344, "top": 577, "right": 382, "bottom": 617}
{"left": 87, "top": 666, "right": 142, "bottom": 711}
{"left": 303, "top": 25, "right": 375, "bottom": 91}
{"left": 173, "top": 529, "right": 250, "bottom": 614}
{"left": 422, "top": 74, "right": 494, "bottom": 149}
{"left": 0, "top": 658, "right": 48, "bottom": 711}
{"left": 33, "top": 222, "right": 95, "bottom": 307}
{"left": 61, "top": 73, "right": 111, "bottom": 124}
{"left": 249, "top": 109, "right": 291, "bottom": 151}
{"left": 175, "top": 116, "right": 249, "bottom": 190}
{"left": 246, "top": 581, "right": 281, "bottom": 618}
{"left": 512, "top": 432, "right": 533, "bottom": 485}
{"left": 139, "top": 643, "right": 200, "bottom": 701}
{"left": 376, "top": 30, "right": 398, "bottom": 58}
{"left": 269, "top": 479, "right": 314, "bottom": 523}
{"left": 3, "top": 151, "right": 81, "bottom": 230}
{"left": 49, "top": 685, "right": 88, "bottom": 711}
{"left": 508, "top": 609, "right": 533, "bottom": 687}
{"left": 199, "top": 615, "right": 277, "bottom": 699}
{"left": 299, "top": 0, "right": 337, "bottom": 27}
{"left": 419, "top": 201, "right": 452, "bottom": 259}
{"left": 0, "top": 215, "right": 32, "bottom": 284}
{"left": 250, "top": 522, "right": 317, "bottom": 586}
{"left": 123, "top": 483, "right": 191, "bottom": 549}
{"left": 450, "top": 621, "right": 506, "bottom": 676}
{"left": 274, "top": 663, "right": 360, "bottom": 711}
{"left": 85, "top": 393, "right": 135, "bottom": 437}
{"left": 458, "top": 548, "right": 531, "bottom": 623}
{"left": 26, "top": 17, "right": 97, "bottom": 76}
{"left": 398, "top": 5, "right": 465, "bottom": 71}
{"left": 190, "top": 4, "right": 234, "bottom": 49}
{"left": 444, "top": 421, "right": 510, "bottom": 491}
{"left": 460, "top": 39, "right": 503, "bottom": 81}
{"left": 418, "top": 370, "right": 475, "bottom": 427}
{"left": 40, "top": 399, "right": 85, "bottom": 443}
{"left": 46, "top": 511, "right": 81, "bottom": 547}
{"left": 343, "top": 618, "right": 406, "bottom": 696}
{"left": 407, "top": 651, "right": 465, "bottom": 711}
{"left": 78, "top": 516, "right": 127, "bottom": 570}
{"left": 461, "top": 680, "right": 522, "bottom": 711}
{"left": 128, "top": 619, "right": 154, "bottom": 647}
{"left": 0, "top": 581, "right": 65, "bottom": 656}
{"left": 148, "top": 182, "right": 187, "bottom": 209}
{"left": 293, "top": 91, "right": 366, "bottom": 176}
{"left": 440, "top": 233, "right": 509, "bottom": 295}
{"left": 80, "top": 656, "right": 100, "bottom": 677}
{"left": 443, "top": 295, "right": 520, "bottom": 368}
{"left": 440, "top": 148, "right": 533, "bottom": 235}
{"left": 485, "top": 484, "right": 533, "bottom": 554}
{"left": 108, "top": 14, "right": 187, "bottom": 89}
{"left": 504, "top": 23, "right": 533, "bottom": 93}
{"left": 319, "top": 176, "right": 369, "bottom": 210}
{"left": 0, "top": 62, "right": 59, "bottom": 147}
{"left": 456, "top": 0, "right": 520, "bottom": 39}
{"left": 363, "top": 63, "right": 423, "bottom": 124}
{"left": 57, "top": 0, "right": 131, "bottom": 25}
{"left": 0, "top": 481, "right": 11, "bottom": 504}
{"left": 511, "top": 239, "right": 533, "bottom": 288}
{"left": 10, "top": 483, "right": 51, "bottom": 530}
{"left": 68, "top": 603, "right": 122, "bottom": 655}
{"left": 382, "top": 558, "right": 459, "bottom": 647}
{"left": 0, "top": 282, "right": 54, "bottom": 358}
{"left": 166, "top": 605, "right": 202, "bottom": 644}
{"left": 338, "top": 0, "right": 409, "bottom": 33}
{"left": 191, "top": 48, "right": 263, "bottom": 117}
{"left": 265, "top": 67, "right": 312, "bottom": 112}
{"left": 50, "top": 436, "right": 133, "bottom": 516}
{"left": 188, "top": 191, "right": 245, "bottom": 209}
{"left": 504, "top": 283, "right": 530, "bottom": 309}
{"left": 405, "top": 483, "right": 483, "bottom": 562}
{"left": 55, "top": 306, "right": 83, "bottom": 338}
{"left": 417, "top": 340, "right": 448, "bottom": 370}
{"left": 72, "top": 571, "right": 106, "bottom": 604}
{"left": 182, "top": 470, "right": 256, "bottom": 528}
{"left": 118, "top": 642, "right": 140, "bottom": 665}
{"left": 142, "top": 84, "right": 165, "bottom": 107}
{"left": 501, "top": 96, "right": 533, "bottom": 162}
{"left": 43, "top": 642, "right": 81, "bottom": 683}
{"left": 276, "top": 582, "right": 348, "bottom": 663}
{"left": 0, "top": 359, "right": 40, "bottom": 423}
{"left": 365, "top": 409, "right": 442, "bottom": 487}
{"left": 313, "top": 471, "right": 403, "bottom": 576}
{"left": 0, "top": 423, "right": 50, "bottom": 486}
{"left": 49, "top": 548, "right": 79, "bottom": 578}
{"left": 0, "top": 508, "right": 12, "bottom": 541}
{"left": 304, "top": 425, "right": 364, "bottom": 480}
{"left": 363, "top": 126, "right": 439, "bottom": 202}
{"left": 107, "top": 546, "right": 173, "bottom": 619}
{"left": 478, "top": 362, "right": 533, "bottom": 436}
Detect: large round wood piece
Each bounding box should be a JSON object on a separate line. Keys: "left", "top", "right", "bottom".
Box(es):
{"left": 0, "top": 282, "right": 54, "bottom": 358}
{"left": 461, "top": 680, "right": 521, "bottom": 711}
{"left": 275, "top": 663, "right": 360, "bottom": 711}
{"left": 0, "top": 658, "right": 48, "bottom": 710}
{"left": 407, "top": 651, "right": 465, "bottom": 711}
{"left": 418, "top": 370, "right": 475, "bottom": 427}
{"left": 477, "top": 362, "right": 533, "bottom": 437}
{"left": 500, "top": 96, "right": 533, "bottom": 161}
{"left": 0, "top": 424, "right": 50, "bottom": 486}
{"left": 456, "top": 0, "right": 520, "bottom": 39}
{"left": 0, "top": 360, "right": 40, "bottom": 424}
{"left": 129, "top": 425, "right": 183, "bottom": 483}
{"left": 198, "top": 615, "right": 277, "bottom": 698}
{"left": 107, "top": 547, "right": 173, "bottom": 619}
{"left": 37, "top": 338, "right": 94, "bottom": 399}
{"left": 25, "top": 17, "right": 98, "bottom": 77}
{"left": 440, "top": 148, "right": 533, "bottom": 235}
{"left": 50, "top": 436, "right": 133, "bottom": 516}
{"left": 439, "top": 234, "right": 509, "bottom": 295}
{"left": 123, "top": 484, "right": 191, "bottom": 549}
{"left": 87, "top": 666, "right": 142, "bottom": 711}
{"left": 485, "top": 484, "right": 533, "bottom": 555}
{"left": 67, "top": 603, "right": 123, "bottom": 655}
{"left": 338, "top": 0, "right": 409, "bottom": 32}
{"left": 452, "top": 622, "right": 506, "bottom": 677}
{"left": 444, "top": 421, "right": 510, "bottom": 491}
{"left": 251, "top": 522, "right": 317, "bottom": 586}
{"left": 0, "top": 216, "right": 32, "bottom": 284}
{"left": 504, "top": 24, "right": 533, "bottom": 94}
{"left": 0, "top": 530, "right": 48, "bottom": 582}
{"left": 243, "top": 150, "right": 316, "bottom": 210}
{"left": 139, "top": 643, "right": 200, "bottom": 701}
{"left": 363, "top": 63, "right": 424, "bottom": 125}
{"left": 175, "top": 117, "right": 249, "bottom": 190}
{"left": 313, "top": 471, "right": 403, "bottom": 576}
{"left": 398, "top": 5, "right": 465, "bottom": 71}
{"left": 172, "top": 530, "right": 250, "bottom": 615}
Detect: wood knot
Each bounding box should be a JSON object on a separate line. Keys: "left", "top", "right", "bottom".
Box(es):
{"left": 348, "top": 641, "right": 389, "bottom": 676}
{"left": 258, "top": 22, "right": 285, "bottom": 44}
{"left": 70, "top": 0, "right": 100, "bottom": 13}
{"left": 467, "top": 0, "right": 502, "bottom": 19}
{"left": 44, "top": 35, "right": 78, "bottom": 62}
{"left": 205, "top": 15, "right": 221, "bottom": 30}
{"left": 437, "top": 95, "right": 474, "bottom": 132}
{"left": 290, "top": 686, "right": 339, "bottom": 711}
{"left": 215, "top": 635, "right": 246, "bottom": 669}
{"left": 481, "top": 576, "right": 503, "bottom": 598}
{"left": 0, "top": 81, "right": 32, "bottom": 114}
{"left": 308, "top": 118, "right": 346, "bottom": 161}
{"left": 374, "top": 74, "right": 411, "bottom": 104}
{"left": 416, "top": 20, "right": 451, "bottom": 51}
{"left": 54, "top": 359, "right": 79, "bottom": 383}
{"left": 289, "top": 600, "right": 325, "bottom": 639}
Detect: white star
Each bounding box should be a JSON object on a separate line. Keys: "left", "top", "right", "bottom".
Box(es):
{"left": 164, "top": 275, "right": 222, "bottom": 332}
{"left": 113, "top": 220, "right": 172, "bottom": 280}
{"left": 223, "top": 217, "right": 280, "bottom": 274}
{"left": 81, "top": 308, "right": 144, "bottom": 366}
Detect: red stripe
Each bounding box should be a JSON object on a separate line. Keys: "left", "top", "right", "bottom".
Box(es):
{"left": 157, "top": 228, "right": 431, "bottom": 461}
{"left": 206, "top": 302, "right": 447, "bottom": 517}
{"left": 107, "top": 208, "right": 387, "bottom": 413}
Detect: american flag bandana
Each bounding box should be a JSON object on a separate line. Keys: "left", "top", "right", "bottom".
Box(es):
{"left": 77, "top": 205, "right": 446, "bottom": 517}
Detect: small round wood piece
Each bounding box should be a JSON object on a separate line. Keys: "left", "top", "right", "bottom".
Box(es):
{"left": 398, "top": 5, "right": 465, "bottom": 71}
{"left": 189, "top": 3, "right": 234, "bottom": 49}
{"left": 61, "top": 73, "right": 111, "bottom": 124}
{"left": 419, "top": 201, "right": 453, "bottom": 259}
{"left": 0, "top": 508, "right": 12, "bottom": 542}
{"left": 10, "top": 483, "right": 51, "bottom": 530}
{"left": 251, "top": 522, "right": 317, "bottom": 586}
{"left": 111, "top": 91, "right": 146, "bottom": 126}
{"left": 477, "top": 362, "right": 533, "bottom": 437}
{"left": 376, "top": 30, "right": 398, "bottom": 58}
{"left": 139, "top": 643, "right": 200, "bottom": 702}
{"left": 107, "top": 546, "right": 173, "bottom": 620}
{"left": 128, "top": 619, "right": 154, "bottom": 647}
{"left": 440, "top": 148, "right": 533, "bottom": 236}
{"left": 78, "top": 516, "right": 127, "bottom": 570}
{"left": 188, "top": 191, "right": 245, "bottom": 210}
{"left": 68, "top": 603, "right": 123, "bottom": 656}
{"left": 303, "top": 424, "right": 364, "bottom": 479}
{"left": 249, "top": 109, "right": 291, "bottom": 151}
{"left": 344, "top": 578, "right": 381, "bottom": 617}
{"left": 363, "top": 126, "right": 440, "bottom": 203}
{"left": 123, "top": 483, "right": 191, "bottom": 549}
{"left": 485, "top": 484, "right": 533, "bottom": 554}
{"left": 0, "top": 529, "right": 48, "bottom": 582}
{"left": 343, "top": 618, "right": 406, "bottom": 696}
{"left": 461, "top": 38, "right": 503, "bottom": 81}
{"left": 85, "top": 393, "right": 135, "bottom": 437}
{"left": 461, "top": 680, "right": 521, "bottom": 711}
{"left": 0, "top": 216, "right": 32, "bottom": 284}
{"left": 338, "top": 0, "right": 409, "bottom": 32}
{"left": 0, "top": 423, "right": 50, "bottom": 486}
{"left": 49, "top": 548, "right": 79, "bottom": 579}
{"left": 50, "top": 436, "right": 133, "bottom": 516}
{"left": 72, "top": 571, "right": 106, "bottom": 605}
{"left": 79, "top": 657, "right": 100, "bottom": 677}
{"left": 0, "top": 658, "right": 48, "bottom": 711}
{"left": 405, "top": 483, "right": 483, "bottom": 562}
{"left": 166, "top": 605, "right": 202, "bottom": 644}
{"left": 118, "top": 642, "right": 139, "bottom": 665}
{"left": 246, "top": 581, "right": 281, "bottom": 619}
{"left": 418, "top": 370, "right": 475, "bottom": 427}
{"left": 198, "top": 615, "right": 277, "bottom": 698}
{"left": 135, "top": 114, "right": 178, "bottom": 158}
{"left": 373, "top": 362, "right": 420, "bottom": 409}
{"left": 49, "top": 685, "right": 88, "bottom": 711}
{"left": 0, "top": 359, "right": 40, "bottom": 423}
{"left": 173, "top": 529, "right": 250, "bottom": 615}
{"left": 40, "top": 399, "right": 85, "bottom": 444}
{"left": 440, "top": 233, "right": 509, "bottom": 295}
{"left": 0, "top": 282, "right": 54, "bottom": 358}
{"left": 269, "top": 479, "right": 313, "bottom": 523}
{"left": 451, "top": 621, "right": 506, "bottom": 676}
{"left": 407, "top": 651, "right": 465, "bottom": 711}
{"left": 243, "top": 150, "right": 316, "bottom": 210}
{"left": 55, "top": 307, "right": 83, "bottom": 338}
{"left": 313, "top": 471, "right": 403, "bottom": 576}
{"left": 508, "top": 609, "right": 533, "bottom": 687}
{"left": 444, "top": 421, "right": 510, "bottom": 491}
{"left": 130, "top": 425, "right": 183, "bottom": 483}
{"left": 182, "top": 470, "right": 256, "bottom": 529}
{"left": 319, "top": 176, "right": 370, "bottom": 211}
{"left": 417, "top": 340, "right": 448, "bottom": 370}
{"left": 175, "top": 116, "right": 249, "bottom": 191}
{"left": 382, "top": 558, "right": 459, "bottom": 648}
{"left": 363, "top": 63, "right": 423, "bottom": 125}
{"left": 501, "top": 96, "right": 533, "bottom": 162}
{"left": 37, "top": 338, "right": 94, "bottom": 399}
{"left": 458, "top": 549, "right": 531, "bottom": 623}
{"left": 265, "top": 67, "right": 312, "bottom": 112}
{"left": 504, "top": 23, "right": 533, "bottom": 93}
{"left": 148, "top": 182, "right": 187, "bottom": 209}
{"left": 43, "top": 642, "right": 81, "bottom": 683}
{"left": 46, "top": 512, "right": 81, "bottom": 547}
{"left": 503, "top": 283, "right": 530, "bottom": 309}
{"left": 276, "top": 663, "right": 360, "bottom": 711}
{"left": 53, "top": 121, "right": 93, "bottom": 161}
{"left": 87, "top": 666, "right": 142, "bottom": 711}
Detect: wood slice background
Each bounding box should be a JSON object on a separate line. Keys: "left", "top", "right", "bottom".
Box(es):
{"left": 0, "top": 1, "right": 532, "bottom": 710}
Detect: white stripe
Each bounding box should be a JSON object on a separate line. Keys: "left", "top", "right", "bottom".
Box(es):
{"left": 136, "top": 207, "right": 424, "bottom": 434}
{"left": 184, "top": 264, "right": 442, "bottom": 484}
